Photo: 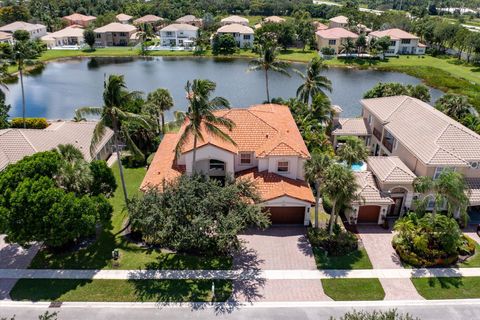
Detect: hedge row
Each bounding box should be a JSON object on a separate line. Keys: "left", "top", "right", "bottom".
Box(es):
{"left": 10, "top": 118, "right": 48, "bottom": 129}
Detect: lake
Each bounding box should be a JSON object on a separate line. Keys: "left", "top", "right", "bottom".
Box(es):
{"left": 5, "top": 57, "right": 444, "bottom": 120}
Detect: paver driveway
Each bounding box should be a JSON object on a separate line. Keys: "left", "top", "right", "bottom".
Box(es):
{"left": 0, "top": 235, "right": 40, "bottom": 299}
{"left": 357, "top": 225, "right": 423, "bottom": 300}
{"left": 232, "top": 227, "right": 331, "bottom": 302}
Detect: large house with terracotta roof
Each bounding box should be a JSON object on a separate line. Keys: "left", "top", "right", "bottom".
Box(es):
{"left": 315, "top": 27, "right": 358, "bottom": 54}
{"left": 369, "top": 28, "right": 425, "bottom": 55}
{"left": 94, "top": 23, "right": 137, "bottom": 46}
{"left": 62, "top": 13, "right": 96, "bottom": 27}
{"left": 215, "top": 24, "right": 254, "bottom": 48}
{"left": 141, "top": 104, "right": 315, "bottom": 225}
{"left": 334, "top": 95, "right": 480, "bottom": 225}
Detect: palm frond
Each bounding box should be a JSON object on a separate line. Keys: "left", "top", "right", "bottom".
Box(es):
{"left": 90, "top": 120, "right": 107, "bottom": 157}
{"left": 76, "top": 107, "right": 103, "bottom": 117}
{"left": 121, "top": 126, "right": 145, "bottom": 160}
{"left": 204, "top": 122, "right": 237, "bottom": 146}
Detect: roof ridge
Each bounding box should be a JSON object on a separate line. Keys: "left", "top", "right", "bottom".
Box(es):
{"left": 18, "top": 130, "right": 38, "bottom": 152}
{"left": 429, "top": 146, "right": 468, "bottom": 165}
{"left": 384, "top": 95, "right": 409, "bottom": 122}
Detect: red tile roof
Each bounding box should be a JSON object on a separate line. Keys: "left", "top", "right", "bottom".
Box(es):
{"left": 316, "top": 27, "right": 359, "bottom": 39}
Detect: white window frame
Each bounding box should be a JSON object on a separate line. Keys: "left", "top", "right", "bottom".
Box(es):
{"left": 277, "top": 161, "right": 289, "bottom": 173}
{"left": 239, "top": 152, "right": 252, "bottom": 165}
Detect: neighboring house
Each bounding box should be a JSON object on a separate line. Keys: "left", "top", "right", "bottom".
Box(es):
{"left": 338, "top": 95, "right": 480, "bottom": 224}
{"left": 215, "top": 24, "right": 254, "bottom": 48}
{"left": 41, "top": 25, "right": 85, "bottom": 48}
{"left": 94, "top": 23, "right": 137, "bottom": 46}
{"left": 159, "top": 23, "right": 198, "bottom": 48}
{"left": 0, "top": 31, "right": 13, "bottom": 44}
{"left": 369, "top": 28, "right": 425, "bottom": 55}
{"left": 0, "top": 21, "right": 47, "bottom": 39}
{"left": 329, "top": 15, "right": 349, "bottom": 28}
{"left": 220, "top": 15, "right": 249, "bottom": 26}
{"left": 116, "top": 13, "right": 133, "bottom": 24}
{"left": 133, "top": 15, "right": 164, "bottom": 28}
{"left": 0, "top": 121, "right": 114, "bottom": 171}
{"left": 141, "top": 104, "right": 315, "bottom": 225}
{"left": 315, "top": 27, "right": 358, "bottom": 54}
{"left": 314, "top": 21, "right": 329, "bottom": 31}
{"left": 175, "top": 15, "right": 203, "bottom": 28}
{"left": 62, "top": 13, "right": 96, "bottom": 27}
{"left": 264, "top": 16, "right": 286, "bottom": 23}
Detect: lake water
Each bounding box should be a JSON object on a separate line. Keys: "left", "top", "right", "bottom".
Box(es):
{"left": 5, "top": 57, "right": 444, "bottom": 120}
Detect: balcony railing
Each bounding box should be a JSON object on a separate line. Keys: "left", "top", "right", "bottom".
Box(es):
{"left": 373, "top": 127, "right": 382, "bottom": 141}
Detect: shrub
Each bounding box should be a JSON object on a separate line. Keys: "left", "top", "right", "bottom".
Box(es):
{"left": 308, "top": 226, "right": 358, "bottom": 256}
{"left": 331, "top": 309, "right": 421, "bottom": 320}
{"left": 10, "top": 118, "right": 48, "bottom": 129}
{"left": 321, "top": 47, "right": 335, "bottom": 56}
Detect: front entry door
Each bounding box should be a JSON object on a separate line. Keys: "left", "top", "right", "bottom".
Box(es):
{"left": 389, "top": 197, "right": 403, "bottom": 216}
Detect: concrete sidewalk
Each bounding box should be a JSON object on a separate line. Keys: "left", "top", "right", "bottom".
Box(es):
{"left": 0, "top": 267, "right": 477, "bottom": 280}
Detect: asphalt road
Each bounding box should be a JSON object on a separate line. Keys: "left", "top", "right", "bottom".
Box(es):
{"left": 1, "top": 301, "right": 480, "bottom": 320}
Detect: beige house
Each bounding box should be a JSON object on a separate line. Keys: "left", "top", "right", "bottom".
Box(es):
{"left": 329, "top": 15, "right": 349, "bottom": 28}
{"left": 0, "top": 21, "right": 47, "bottom": 39}
{"left": 94, "top": 23, "right": 137, "bottom": 46}
{"left": 133, "top": 15, "right": 164, "bottom": 27}
{"left": 315, "top": 27, "right": 358, "bottom": 54}
{"left": 0, "top": 121, "right": 114, "bottom": 171}
{"left": 336, "top": 95, "right": 480, "bottom": 224}
{"left": 369, "top": 28, "right": 425, "bottom": 55}
{"left": 220, "top": 15, "right": 249, "bottom": 26}
{"left": 215, "top": 24, "right": 254, "bottom": 48}
{"left": 116, "top": 13, "right": 133, "bottom": 24}
{"left": 41, "top": 25, "right": 85, "bottom": 48}
{"left": 0, "top": 31, "right": 12, "bottom": 44}
{"left": 62, "top": 13, "right": 96, "bottom": 27}
{"left": 175, "top": 15, "right": 203, "bottom": 28}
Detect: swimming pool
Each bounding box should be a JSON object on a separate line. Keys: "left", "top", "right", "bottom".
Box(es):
{"left": 351, "top": 162, "right": 367, "bottom": 172}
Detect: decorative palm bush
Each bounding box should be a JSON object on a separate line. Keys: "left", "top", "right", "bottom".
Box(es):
{"left": 392, "top": 212, "right": 475, "bottom": 267}
{"left": 307, "top": 226, "right": 358, "bottom": 256}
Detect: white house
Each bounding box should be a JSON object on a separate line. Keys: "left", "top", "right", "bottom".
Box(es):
{"left": 0, "top": 21, "right": 47, "bottom": 40}
{"left": 141, "top": 104, "right": 315, "bottom": 225}
{"left": 220, "top": 15, "right": 249, "bottom": 26}
{"left": 215, "top": 24, "right": 254, "bottom": 48}
{"left": 159, "top": 23, "right": 198, "bottom": 48}
{"left": 369, "top": 28, "right": 426, "bottom": 55}
{"left": 41, "top": 25, "right": 85, "bottom": 49}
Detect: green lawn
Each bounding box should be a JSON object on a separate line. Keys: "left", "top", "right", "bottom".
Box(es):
{"left": 412, "top": 277, "right": 480, "bottom": 300}
{"left": 321, "top": 278, "right": 385, "bottom": 301}
{"left": 313, "top": 247, "right": 373, "bottom": 270}
{"left": 458, "top": 242, "right": 480, "bottom": 268}
{"left": 29, "top": 163, "right": 232, "bottom": 270}
{"left": 10, "top": 279, "right": 232, "bottom": 302}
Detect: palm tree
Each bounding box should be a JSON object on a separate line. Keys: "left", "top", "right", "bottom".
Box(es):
{"left": 295, "top": 57, "right": 332, "bottom": 105}
{"left": 413, "top": 169, "right": 469, "bottom": 217}
{"left": 322, "top": 163, "right": 360, "bottom": 235}
{"left": 55, "top": 144, "right": 93, "bottom": 195}
{"left": 435, "top": 94, "right": 476, "bottom": 121}
{"left": 336, "top": 136, "right": 369, "bottom": 166}
{"left": 76, "top": 74, "right": 151, "bottom": 205}
{"left": 175, "top": 79, "right": 236, "bottom": 173}
{"left": 311, "top": 94, "right": 335, "bottom": 130}
{"left": 340, "top": 38, "right": 356, "bottom": 56}
{"left": 57, "top": 144, "right": 84, "bottom": 162}
{"left": 248, "top": 44, "right": 290, "bottom": 103}
{"left": 143, "top": 88, "right": 174, "bottom": 134}
{"left": 304, "top": 151, "right": 333, "bottom": 228}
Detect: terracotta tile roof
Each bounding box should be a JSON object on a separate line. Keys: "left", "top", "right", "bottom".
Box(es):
{"left": 236, "top": 169, "right": 315, "bottom": 204}
{"left": 140, "top": 133, "right": 185, "bottom": 191}
{"left": 133, "top": 15, "right": 164, "bottom": 24}
{"left": 0, "top": 122, "right": 113, "bottom": 171}
{"left": 329, "top": 15, "right": 349, "bottom": 24}
{"left": 63, "top": 13, "right": 96, "bottom": 22}
{"left": 354, "top": 171, "right": 394, "bottom": 205}
{"left": 316, "top": 27, "right": 358, "bottom": 39}
{"left": 315, "top": 22, "right": 329, "bottom": 31}
{"left": 362, "top": 96, "right": 480, "bottom": 166}
{"left": 217, "top": 23, "right": 254, "bottom": 34}
{"left": 369, "top": 28, "right": 418, "bottom": 40}
{"left": 367, "top": 156, "right": 416, "bottom": 184}
{"left": 94, "top": 22, "right": 136, "bottom": 33}
{"left": 179, "top": 104, "right": 310, "bottom": 159}
{"left": 466, "top": 178, "right": 480, "bottom": 206}
{"left": 332, "top": 118, "right": 370, "bottom": 136}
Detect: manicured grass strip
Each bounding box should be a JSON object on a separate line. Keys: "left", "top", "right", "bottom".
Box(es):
{"left": 29, "top": 164, "right": 232, "bottom": 271}
{"left": 10, "top": 279, "right": 232, "bottom": 302}
{"left": 321, "top": 278, "right": 385, "bottom": 301}
{"left": 458, "top": 243, "right": 480, "bottom": 268}
{"left": 412, "top": 277, "right": 480, "bottom": 300}
{"left": 313, "top": 247, "right": 373, "bottom": 270}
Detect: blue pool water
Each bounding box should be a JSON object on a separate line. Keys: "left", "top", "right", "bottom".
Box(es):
{"left": 351, "top": 162, "right": 367, "bottom": 172}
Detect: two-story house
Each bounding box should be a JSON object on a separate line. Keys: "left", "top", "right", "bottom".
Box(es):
{"left": 94, "top": 23, "right": 137, "bottom": 47}
{"left": 175, "top": 15, "right": 203, "bottom": 28}
{"left": 0, "top": 21, "right": 47, "bottom": 40}
{"left": 315, "top": 28, "right": 359, "bottom": 54}
{"left": 369, "top": 28, "right": 426, "bottom": 55}
{"left": 62, "top": 13, "right": 96, "bottom": 27}
{"left": 220, "top": 15, "right": 249, "bottom": 26}
{"left": 141, "top": 104, "right": 315, "bottom": 225}
{"left": 335, "top": 95, "right": 480, "bottom": 225}
{"left": 215, "top": 24, "right": 254, "bottom": 48}
{"left": 329, "top": 16, "right": 349, "bottom": 28}
{"left": 159, "top": 23, "right": 198, "bottom": 48}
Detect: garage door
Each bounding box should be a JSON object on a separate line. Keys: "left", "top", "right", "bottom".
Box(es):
{"left": 357, "top": 205, "right": 381, "bottom": 223}
{"left": 265, "top": 207, "right": 305, "bottom": 224}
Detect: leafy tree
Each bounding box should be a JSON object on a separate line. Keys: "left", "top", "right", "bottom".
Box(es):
{"left": 304, "top": 151, "right": 333, "bottom": 228}
{"left": 296, "top": 57, "right": 332, "bottom": 105}
{"left": 0, "top": 90, "right": 10, "bottom": 129}
{"left": 89, "top": 160, "right": 117, "bottom": 197}
{"left": 435, "top": 94, "right": 475, "bottom": 122}
{"left": 0, "top": 5, "right": 30, "bottom": 24}
{"left": 249, "top": 43, "right": 290, "bottom": 103}
{"left": 143, "top": 88, "right": 174, "bottom": 134}
{"left": 84, "top": 29, "right": 96, "bottom": 50}
{"left": 339, "top": 38, "right": 356, "bottom": 56}
{"left": 355, "top": 34, "right": 367, "bottom": 53}
{"left": 212, "top": 34, "right": 237, "bottom": 55}
{"left": 363, "top": 82, "right": 431, "bottom": 102}
{"left": 294, "top": 11, "right": 314, "bottom": 51}
{"left": 336, "top": 136, "right": 369, "bottom": 166}
{"left": 176, "top": 79, "right": 235, "bottom": 173}
{"left": 128, "top": 174, "right": 270, "bottom": 254}
{"left": 76, "top": 75, "right": 151, "bottom": 205}
{"left": 372, "top": 36, "right": 391, "bottom": 59}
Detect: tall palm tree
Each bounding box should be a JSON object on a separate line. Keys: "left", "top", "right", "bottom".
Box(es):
{"left": 175, "top": 79, "right": 236, "bottom": 173}
{"left": 304, "top": 151, "right": 333, "bottom": 228}
{"left": 413, "top": 169, "right": 469, "bottom": 217}
{"left": 248, "top": 44, "right": 290, "bottom": 103}
{"left": 322, "top": 163, "right": 360, "bottom": 235}
{"left": 435, "top": 94, "right": 476, "bottom": 121}
{"left": 340, "top": 38, "right": 356, "bottom": 56}
{"left": 144, "top": 88, "right": 174, "bottom": 134}
{"left": 295, "top": 57, "right": 332, "bottom": 105}
{"left": 337, "top": 136, "right": 369, "bottom": 166}
{"left": 76, "top": 74, "right": 151, "bottom": 205}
